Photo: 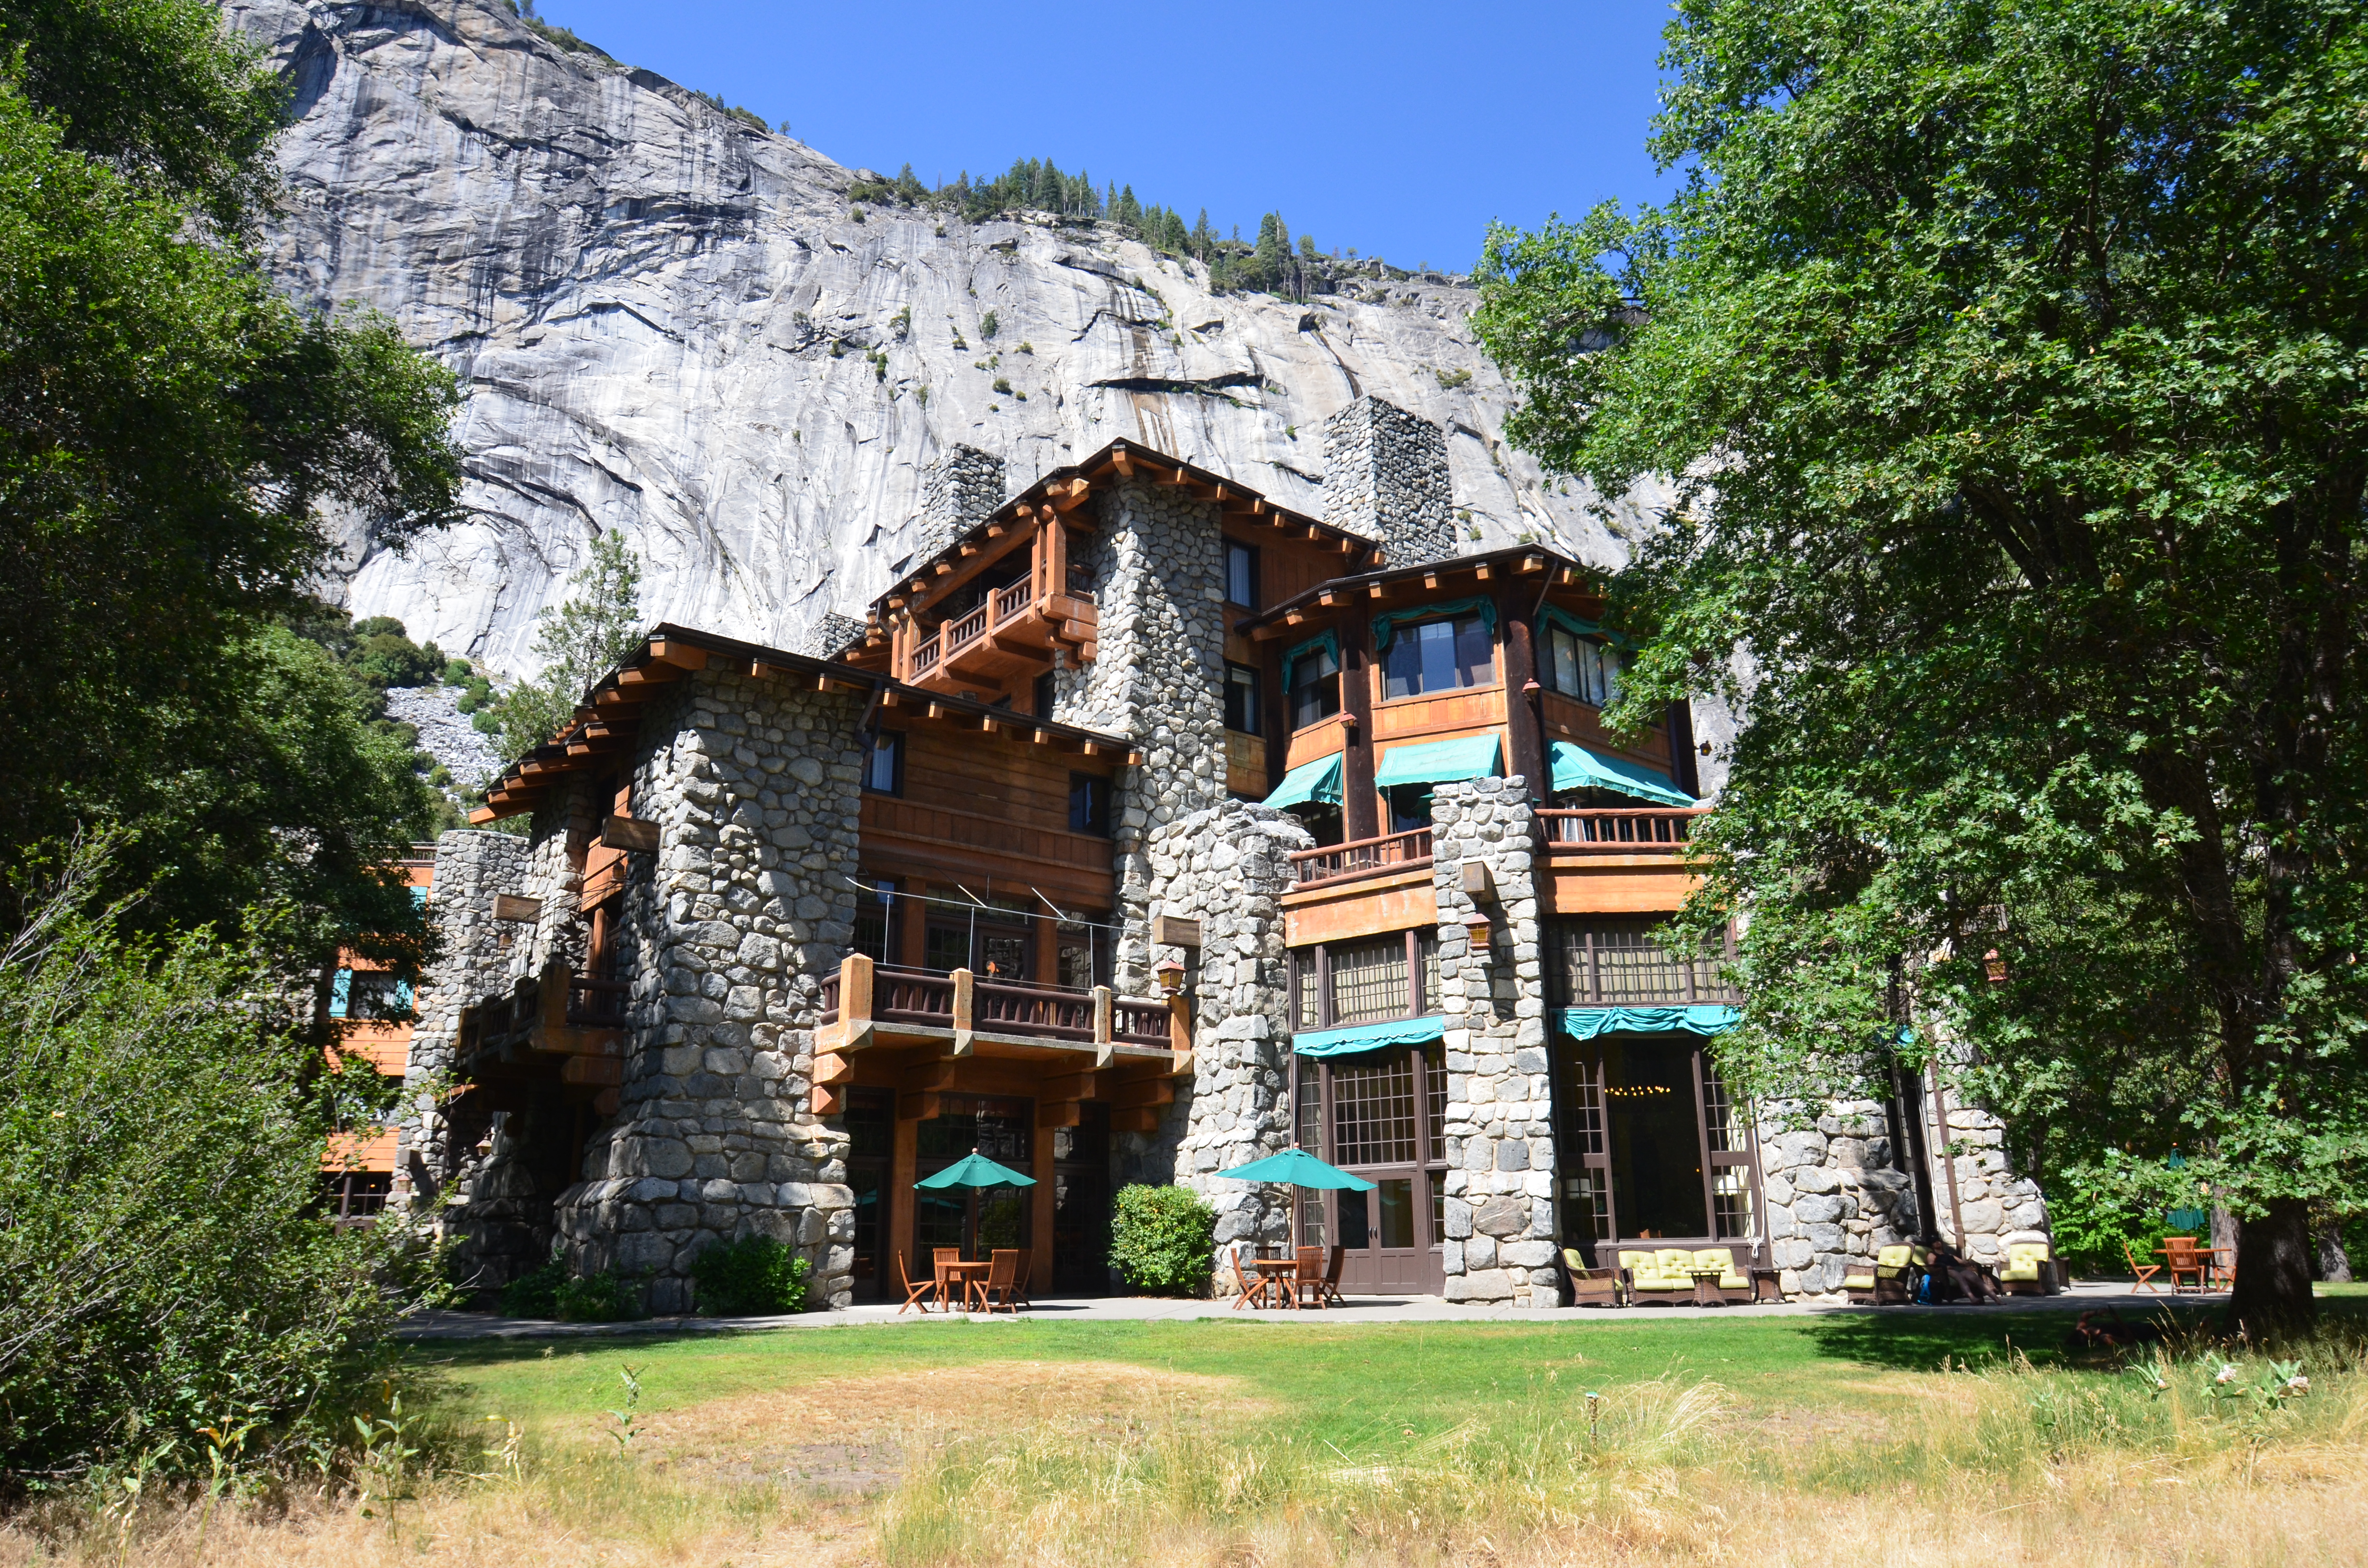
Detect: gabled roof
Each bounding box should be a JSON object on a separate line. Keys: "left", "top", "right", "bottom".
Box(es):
{"left": 472, "top": 623, "right": 1135, "bottom": 823}
{"left": 863, "top": 438, "right": 1384, "bottom": 625}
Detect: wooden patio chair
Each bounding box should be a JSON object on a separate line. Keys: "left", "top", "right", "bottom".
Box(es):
{"left": 931, "top": 1246, "right": 961, "bottom": 1310}
{"left": 2162, "top": 1237, "right": 2209, "bottom": 1294}
{"left": 1294, "top": 1245, "right": 1325, "bottom": 1309}
{"left": 1229, "top": 1244, "right": 1268, "bottom": 1310}
{"left": 1320, "top": 1245, "right": 1346, "bottom": 1307}
{"left": 895, "top": 1252, "right": 937, "bottom": 1314}
{"left": 975, "top": 1249, "right": 1025, "bottom": 1314}
{"left": 2122, "top": 1241, "right": 2164, "bottom": 1293}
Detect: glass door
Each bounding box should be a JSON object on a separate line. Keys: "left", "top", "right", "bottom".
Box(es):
{"left": 1553, "top": 1035, "right": 1760, "bottom": 1257}
{"left": 1295, "top": 1048, "right": 1448, "bottom": 1294}
{"left": 913, "top": 1095, "right": 1034, "bottom": 1261}
{"left": 843, "top": 1089, "right": 892, "bottom": 1300}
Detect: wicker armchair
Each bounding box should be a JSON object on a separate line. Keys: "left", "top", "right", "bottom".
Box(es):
{"left": 1562, "top": 1247, "right": 1624, "bottom": 1308}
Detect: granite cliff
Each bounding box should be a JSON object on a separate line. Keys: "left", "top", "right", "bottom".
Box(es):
{"left": 226, "top": 0, "right": 1641, "bottom": 677}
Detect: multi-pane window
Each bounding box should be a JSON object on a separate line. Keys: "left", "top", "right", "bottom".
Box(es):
{"left": 1554, "top": 1039, "right": 1761, "bottom": 1251}
{"left": 1548, "top": 920, "right": 1738, "bottom": 1004}
{"left": 1329, "top": 936, "right": 1409, "bottom": 1024}
{"left": 1332, "top": 1053, "right": 1418, "bottom": 1166}
{"left": 1225, "top": 540, "right": 1259, "bottom": 608}
{"left": 1381, "top": 615, "right": 1493, "bottom": 699}
{"left": 1289, "top": 645, "right": 1341, "bottom": 730}
{"left": 1543, "top": 622, "right": 1623, "bottom": 707}
{"left": 1223, "top": 662, "right": 1261, "bottom": 736}
{"left": 862, "top": 730, "right": 903, "bottom": 794}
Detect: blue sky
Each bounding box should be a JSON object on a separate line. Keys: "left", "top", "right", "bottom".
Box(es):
{"left": 531, "top": 0, "right": 1677, "bottom": 273}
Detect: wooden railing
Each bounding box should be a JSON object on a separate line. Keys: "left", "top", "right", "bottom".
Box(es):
{"left": 993, "top": 579, "right": 1032, "bottom": 625}
{"left": 823, "top": 953, "right": 1184, "bottom": 1058}
{"left": 943, "top": 603, "right": 990, "bottom": 655}
{"left": 1538, "top": 807, "right": 1707, "bottom": 852}
{"left": 566, "top": 973, "right": 630, "bottom": 1028}
{"left": 909, "top": 631, "right": 942, "bottom": 674}
{"left": 1289, "top": 827, "right": 1434, "bottom": 886}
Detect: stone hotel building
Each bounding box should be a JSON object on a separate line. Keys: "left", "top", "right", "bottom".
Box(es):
{"left": 396, "top": 397, "right": 2051, "bottom": 1311}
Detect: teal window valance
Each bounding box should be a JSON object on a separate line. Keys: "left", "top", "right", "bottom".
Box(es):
{"left": 1540, "top": 603, "right": 1636, "bottom": 653}
{"left": 1292, "top": 1013, "right": 1447, "bottom": 1058}
{"left": 1555, "top": 1004, "right": 1739, "bottom": 1040}
{"left": 1373, "top": 733, "right": 1502, "bottom": 790}
{"left": 1262, "top": 751, "right": 1344, "bottom": 809}
{"left": 1282, "top": 629, "right": 1340, "bottom": 678}
{"left": 1547, "top": 740, "right": 1694, "bottom": 807}
{"left": 1370, "top": 597, "right": 1497, "bottom": 651}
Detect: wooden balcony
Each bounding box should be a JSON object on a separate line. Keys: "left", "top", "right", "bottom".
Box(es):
{"left": 814, "top": 955, "right": 1186, "bottom": 1131}
{"left": 903, "top": 587, "right": 1098, "bottom": 696}
{"left": 1289, "top": 827, "right": 1434, "bottom": 887}
{"left": 455, "top": 961, "right": 629, "bottom": 1108}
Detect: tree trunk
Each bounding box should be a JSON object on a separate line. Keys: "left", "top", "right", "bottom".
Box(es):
{"left": 2314, "top": 1209, "right": 2353, "bottom": 1285}
{"left": 2226, "top": 1197, "right": 2316, "bottom": 1335}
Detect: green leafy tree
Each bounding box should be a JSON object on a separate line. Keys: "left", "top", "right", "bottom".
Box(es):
{"left": 1473, "top": 0, "right": 2368, "bottom": 1328}
{"left": 0, "top": 836, "right": 445, "bottom": 1480}
{"left": 493, "top": 530, "right": 646, "bottom": 762}
{"left": 0, "top": 0, "right": 460, "bottom": 955}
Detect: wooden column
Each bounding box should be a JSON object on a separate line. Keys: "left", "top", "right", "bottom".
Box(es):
{"left": 1496, "top": 587, "right": 1549, "bottom": 802}
{"left": 1033, "top": 914, "right": 1059, "bottom": 985}
{"left": 1261, "top": 645, "right": 1289, "bottom": 797}
{"left": 1341, "top": 615, "right": 1380, "bottom": 841}
{"left": 889, "top": 1108, "right": 920, "bottom": 1291}
{"left": 898, "top": 879, "right": 927, "bottom": 969}
{"left": 1030, "top": 1111, "right": 1056, "bottom": 1294}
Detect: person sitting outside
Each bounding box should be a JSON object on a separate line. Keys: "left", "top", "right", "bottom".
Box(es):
{"left": 1925, "top": 1239, "right": 2002, "bottom": 1303}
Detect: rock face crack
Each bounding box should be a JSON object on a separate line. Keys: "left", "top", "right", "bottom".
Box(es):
{"left": 1089, "top": 371, "right": 1266, "bottom": 397}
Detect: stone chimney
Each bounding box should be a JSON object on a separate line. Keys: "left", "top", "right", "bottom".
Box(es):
{"left": 1320, "top": 396, "right": 1454, "bottom": 566}
{"left": 915, "top": 444, "right": 1006, "bottom": 560}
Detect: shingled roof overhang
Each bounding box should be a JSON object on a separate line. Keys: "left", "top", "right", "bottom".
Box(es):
{"left": 471, "top": 622, "right": 1137, "bottom": 823}
{"left": 862, "top": 437, "right": 1383, "bottom": 624}
{"left": 1228, "top": 544, "right": 1605, "bottom": 640}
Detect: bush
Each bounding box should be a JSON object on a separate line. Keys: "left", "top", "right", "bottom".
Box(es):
{"left": 498, "top": 1259, "right": 567, "bottom": 1318}
{"left": 690, "top": 1235, "right": 811, "bottom": 1315}
{"left": 0, "top": 837, "right": 443, "bottom": 1481}
{"left": 1109, "top": 1184, "right": 1217, "bottom": 1296}
{"left": 554, "top": 1271, "right": 640, "bottom": 1322}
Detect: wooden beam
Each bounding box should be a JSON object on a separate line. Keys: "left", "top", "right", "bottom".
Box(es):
{"left": 647, "top": 639, "right": 708, "bottom": 670}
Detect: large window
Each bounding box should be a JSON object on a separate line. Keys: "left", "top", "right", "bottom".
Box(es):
{"left": 1555, "top": 1039, "right": 1757, "bottom": 1251}
{"left": 1382, "top": 615, "right": 1493, "bottom": 699}
{"left": 1223, "top": 662, "right": 1261, "bottom": 735}
{"left": 851, "top": 879, "right": 897, "bottom": 964}
{"left": 1225, "top": 540, "right": 1259, "bottom": 608}
{"left": 1548, "top": 920, "right": 1738, "bottom": 1005}
{"left": 1543, "top": 622, "right": 1622, "bottom": 707}
{"left": 1293, "top": 1046, "right": 1451, "bottom": 1277}
{"left": 1291, "top": 931, "right": 1440, "bottom": 1031}
{"left": 1289, "top": 645, "right": 1341, "bottom": 730}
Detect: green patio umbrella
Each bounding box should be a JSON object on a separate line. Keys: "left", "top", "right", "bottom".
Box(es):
{"left": 914, "top": 1150, "right": 1037, "bottom": 1190}
{"left": 1218, "top": 1148, "right": 1376, "bottom": 1191}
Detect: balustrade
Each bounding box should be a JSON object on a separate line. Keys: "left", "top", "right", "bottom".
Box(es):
{"left": 1289, "top": 827, "right": 1434, "bottom": 886}
{"left": 1538, "top": 807, "right": 1706, "bottom": 851}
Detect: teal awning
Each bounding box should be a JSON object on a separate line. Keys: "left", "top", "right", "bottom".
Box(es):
{"left": 1373, "top": 734, "right": 1501, "bottom": 790}
{"left": 1547, "top": 740, "right": 1694, "bottom": 807}
{"left": 1217, "top": 1148, "right": 1377, "bottom": 1191}
{"left": 1262, "top": 751, "right": 1344, "bottom": 810}
{"left": 1282, "top": 628, "right": 1340, "bottom": 676}
{"left": 1555, "top": 1005, "right": 1740, "bottom": 1040}
{"left": 915, "top": 1151, "right": 1037, "bottom": 1189}
{"left": 1371, "top": 597, "right": 1497, "bottom": 651}
{"left": 1292, "top": 1014, "right": 1447, "bottom": 1058}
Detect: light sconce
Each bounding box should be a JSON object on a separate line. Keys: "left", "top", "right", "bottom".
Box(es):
{"left": 1156, "top": 957, "right": 1187, "bottom": 995}
{"left": 1464, "top": 914, "right": 1493, "bottom": 950}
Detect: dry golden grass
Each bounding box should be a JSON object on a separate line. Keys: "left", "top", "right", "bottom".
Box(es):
{"left": 8, "top": 1341, "right": 2366, "bottom": 1566}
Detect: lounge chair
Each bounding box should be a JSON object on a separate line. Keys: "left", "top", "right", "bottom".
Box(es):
{"left": 1562, "top": 1247, "right": 1623, "bottom": 1308}
{"left": 2122, "top": 1240, "right": 2164, "bottom": 1292}
{"left": 896, "top": 1252, "right": 937, "bottom": 1314}
{"left": 1999, "top": 1241, "right": 2057, "bottom": 1296}
{"left": 975, "top": 1249, "right": 1026, "bottom": 1313}
{"left": 1843, "top": 1244, "right": 1923, "bottom": 1304}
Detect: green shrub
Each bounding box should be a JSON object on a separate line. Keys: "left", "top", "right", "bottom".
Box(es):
{"left": 979, "top": 309, "right": 999, "bottom": 340}
{"left": 498, "top": 1260, "right": 567, "bottom": 1318}
{"left": 554, "top": 1270, "right": 640, "bottom": 1322}
{"left": 690, "top": 1235, "right": 811, "bottom": 1315}
{"left": 441, "top": 657, "right": 474, "bottom": 685}
{"left": 1109, "top": 1184, "right": 1217, "bottom": 1296}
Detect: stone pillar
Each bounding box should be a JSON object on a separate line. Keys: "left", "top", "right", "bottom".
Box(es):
{"left": 396, "top": 829, "right": 531, "bottom": 1208}
{"left": 1428, "top": 777, "right": 1559, "bottom": 1306}
{"left": 1320, "top": 396, "right": 1455, "bottom": 567}
{"left": 1145, "top": 800, "right": 1313, "bottom": 1276}
{"left": 913, "top": 444, "right": 1006, "bottom": 562}
{"left": 1755, "top": 1102, "right": 1919, "bottom": 1297}
{"left": 552, "top": 666, "right": 866, "bottom": 1311}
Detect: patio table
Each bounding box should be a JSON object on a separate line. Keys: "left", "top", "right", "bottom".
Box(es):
{"left": 1250, "top": 1257, "right": 1300, "bottom": 1310}
{"left": 938, "top": 1259, "right": 991, "bottom": 1310}
{"left": 1688, "top": 1270, "right": 1727, "bottom": 1308}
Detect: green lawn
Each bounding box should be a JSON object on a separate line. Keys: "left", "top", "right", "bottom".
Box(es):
{"left": 412, "top": 1300, "right": 2263, "bottom": 1450}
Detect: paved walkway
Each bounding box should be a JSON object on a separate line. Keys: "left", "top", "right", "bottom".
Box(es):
{"left": 401, "top": 1279, "right": 2217, "bottom": 1340}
